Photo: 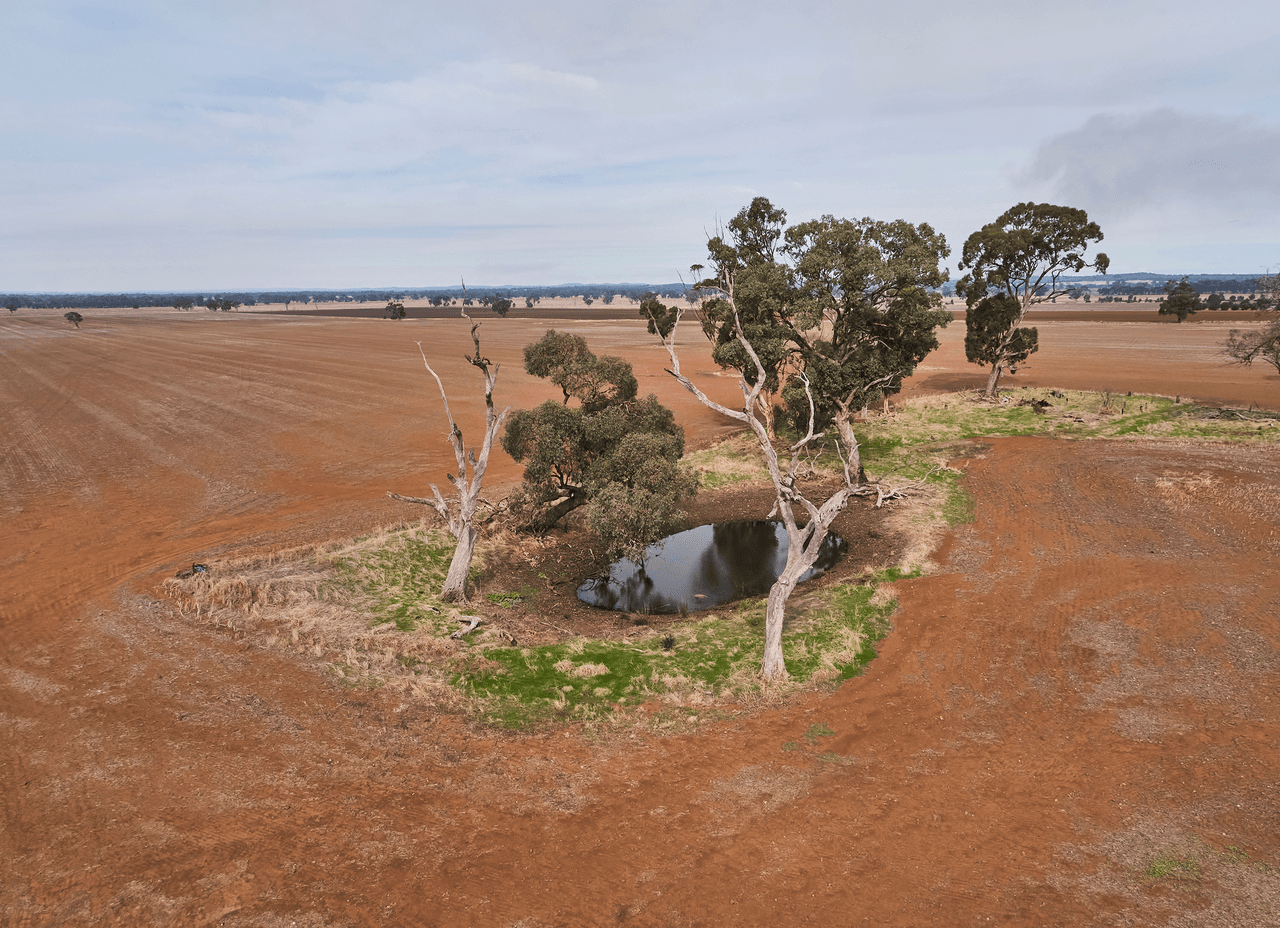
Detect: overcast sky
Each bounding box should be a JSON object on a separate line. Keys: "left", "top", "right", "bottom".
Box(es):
{"left": 3, "top": 0, "right": 1278, "bottom": 291}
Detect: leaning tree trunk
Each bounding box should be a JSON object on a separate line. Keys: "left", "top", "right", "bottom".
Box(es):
{"left": 984, "top": 360, "right": 1004, "bottom": 397}
{"left": 761, "top": 558, "right": 804, "bottom": 681}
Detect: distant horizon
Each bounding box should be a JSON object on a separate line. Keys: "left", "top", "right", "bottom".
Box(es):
{"left": 1, "top": 271, "right": 1274, "bottom": 298}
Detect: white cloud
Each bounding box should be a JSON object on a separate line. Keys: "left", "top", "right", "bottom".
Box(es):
{"left": 508, "top": 63, "right": 601, "bottom": 95}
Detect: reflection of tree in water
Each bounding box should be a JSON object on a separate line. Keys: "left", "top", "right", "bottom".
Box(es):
{"left": 702, "top": 521, "right": 780, "bottom": 599}
{"left": 578, "top": 520, "right": 845, "bottom": 614}
{"left": 579, "top": 563, "right": 673, "bottom": 613}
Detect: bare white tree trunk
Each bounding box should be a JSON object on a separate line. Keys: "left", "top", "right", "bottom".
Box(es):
{"left": 389, "top": 317, "right": 509, "bottom": 603}
{"left": 442, "top": 524, "right": 478, "bottom": 602}
{"left": 647, "top": 291, "right": 860, "bottom": 684}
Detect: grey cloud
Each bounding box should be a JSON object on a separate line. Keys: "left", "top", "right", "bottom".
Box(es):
{"left": 1019, "top": 110, "right": 1280, "bottom": 221}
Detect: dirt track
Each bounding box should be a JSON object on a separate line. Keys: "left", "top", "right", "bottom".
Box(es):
{"left": 2, "top": 311, "right": 1279, "bottom": 926}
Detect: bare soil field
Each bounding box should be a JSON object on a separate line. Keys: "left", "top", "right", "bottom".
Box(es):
{"left": 2, "top": 310, "right": 1278, "bottom": 927}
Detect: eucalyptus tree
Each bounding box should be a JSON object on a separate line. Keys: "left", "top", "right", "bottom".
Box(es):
{"left": 644, "top": 197, "right": 951, "bottom": 682}
{"left": 957, "top": 202, "right": 1108, "bottom": 396}
{"left": 1158, "top": 277, "right": 1201, "bottom": 322}
{"left": 502, "top": 330, "right": 695, "bottom": 560}
{"left": 695, "top": 197, "right": 794, "bottom": 439}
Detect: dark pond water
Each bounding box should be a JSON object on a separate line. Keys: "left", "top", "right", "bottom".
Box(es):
{"left": 576, "top": 520, "right": 846, "bottom": 614}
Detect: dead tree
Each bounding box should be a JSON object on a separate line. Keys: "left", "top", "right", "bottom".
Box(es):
{"left": 389, "top": 318, "right": 509, "bottom": 602}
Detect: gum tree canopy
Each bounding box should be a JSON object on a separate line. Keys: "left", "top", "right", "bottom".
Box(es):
{"left": 1159, "top": 277, "right": 1201, "bottom": 322}
{"left": 644, "top": 196, "right": 951, "bottom": 682}
{"left": 957, "top": 202, "right": 1108, "bottom": 397}
{"left": 501, "top": 330, "right": 696, "bottom": 561}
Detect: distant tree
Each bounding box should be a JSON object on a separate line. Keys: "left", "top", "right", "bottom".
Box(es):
{"left": 501, "top": 331, "right": 694, "bottom": 558}
{"left": 524, "top": 295, "right": 538, "bottom": 308}
{"left": 388, "top": 317, "right": 510, "bottom": 602}
{"left": 1159, "top": 277, "right": 1201, "bottom": 322}
{"left": 957, "top": 202, "right": 1108, "bottom": 396}
{"left": 64, "top": 311, "right": 83, "bottom": 328}
{"left": 1223, "top": 268, "right": 1280, "bottom": 376}
{"left": 385, "top": 300, "right": 406, "bottom": 320}
{"left": 1205, "top": 292, "right": 1224, "bottom": 311}
{"left": 6, "top": 302, "right": 17, "bottom": 313}
{"left": 582, "top": 295, "right": 594, "bottom": 306}
{"left": 490, "top": 298, "right": 513, "bottom": 318}
{"left": 173, "top": 298, "right": 194, "bottom": 311}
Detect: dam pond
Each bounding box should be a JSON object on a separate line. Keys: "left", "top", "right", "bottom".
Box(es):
{"left": 576, "top": 520, "right": 846, "bottom": 614}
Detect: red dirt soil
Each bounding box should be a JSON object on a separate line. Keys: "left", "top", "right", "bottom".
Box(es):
{"left": 3, "top": 311, "right": 1279, "bottom": 926}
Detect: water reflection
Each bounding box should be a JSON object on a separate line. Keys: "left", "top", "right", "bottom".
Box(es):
{"left": 577, "top": 520, "right": 845, "bottom": 613}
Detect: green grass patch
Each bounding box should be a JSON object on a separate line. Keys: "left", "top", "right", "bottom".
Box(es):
{"left": 486, "top": 584, "right": 540, "bottom": 608}
{"left": 442, "top": 570, "right": 900, "bottom": 730}
{"left": 325, "top": 532, "right": 457, "bottom": 635}
{"left": 1144, "top": 854, "right": 1201, "bottom": 882}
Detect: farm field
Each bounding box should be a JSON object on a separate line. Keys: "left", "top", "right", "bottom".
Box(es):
{"left": 2, "top": 308, "right": 1279, "bottom": 926}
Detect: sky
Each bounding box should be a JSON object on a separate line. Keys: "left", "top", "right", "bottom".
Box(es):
{"left": 2, "top": 0, "right": 1278, "bottom": 292}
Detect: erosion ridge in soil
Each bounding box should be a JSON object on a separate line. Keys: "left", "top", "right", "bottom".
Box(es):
{"left": 2, "top": 311, "right": 1279, "bottom": 927}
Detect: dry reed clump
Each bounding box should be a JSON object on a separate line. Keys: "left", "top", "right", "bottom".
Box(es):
{"left": 876, "top": 471, "right": 953, "bottom": 574}
{"left": 160, "top": 524, "right": 469, "bottom": 696}
{"left": 810, "top": 624, "right": 870, "bottom": 683}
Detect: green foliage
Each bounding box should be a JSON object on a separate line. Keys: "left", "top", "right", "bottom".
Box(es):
{"left": 804, "top": 723, "right": 835, "bottom": 743}
{"left": 956, "top": 203, "right": 1108, "bottom": 305}
{"left": 782, "top": 213, "right": 953, "bottom": 428}
{"left": 384, "top": 300, "right": 406, "bottom": 320}
{"left": 693, "top": 198, "right": 953, "bottom": 432}
{"left": 639, "top": 293, "right": 680, "bottom": 339}
{"left": 957, "top": 202, "right": 1107, "bottom": 393}
{"left": 1158, "top": 277, "right": 1201, "bottom": 322}
{"left": 63, "top": 311, "right": 83, "bottom": 328}
{"left": 965, "top": 293, "right": 1038, "bottom": 371}
{"left": 327, "top": 531, "right": 458, "bottom": 635}
{"left": 521, "top": 329, "right": 637, "bottom": 410}
{"left": 503, "top": 331, "right": 696, "bottom": 558}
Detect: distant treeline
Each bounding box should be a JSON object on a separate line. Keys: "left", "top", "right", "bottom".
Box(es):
{"left": 1096, "top": 275, "right": 1268, "bottom": 297}
{"left": 0, "top": 284, "right": 688, "bottom": 312}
